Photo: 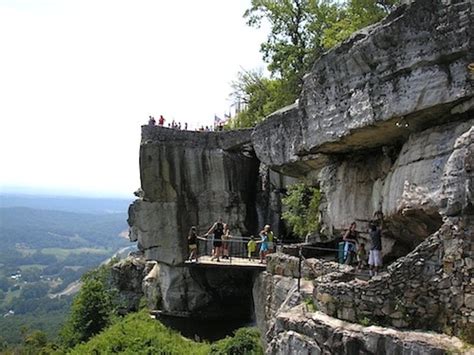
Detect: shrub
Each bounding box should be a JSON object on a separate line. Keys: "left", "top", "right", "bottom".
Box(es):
{"left": 210, "top": 327, "right": 263, "bottom": 355}
{"left": 282, "top": 183, "right": 321, "bottom": 238}
{"left": 70, "top": 311, "right": 210, "bottom": 355}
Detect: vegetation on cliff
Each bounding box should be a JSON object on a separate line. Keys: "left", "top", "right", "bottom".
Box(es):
{"left": 60, "top": 265, "right": 118, "bottom": 348}
{"left": 2, "top": 260, "right": 263, "bottom": 354}
{"left": 282, "top": 183, "right": 321, "bottom": 238}
{"left": 227, "top": 0, "right": 397, "bottom": 129}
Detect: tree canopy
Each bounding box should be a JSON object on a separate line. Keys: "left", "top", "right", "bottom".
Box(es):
{"left": 227, "top": 0, "right": 397, "bottom": 129}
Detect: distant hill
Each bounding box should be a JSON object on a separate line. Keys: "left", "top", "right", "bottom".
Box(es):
{"left": 0, "top": 194, "right": 133, "bottom": 214}
{"left": 0, "top": 207, "right": 129, "bottom": 249}
{"left": 0, "top": 195, "right": 135, "bottom": 345}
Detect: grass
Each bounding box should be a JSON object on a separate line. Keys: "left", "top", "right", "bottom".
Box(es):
{"left": 304, "top": 297, "right": 317, "bottom": 312}
{"left": 359, "top": 317, "right": 372, "bottom": 327}
{"left": 18, "top": 264, "right": 46, "bottom": 271}
{"left": 3, "top": 289, "right": 21, "bottom": 306}
{"left": 41, "top": 248, "right": 111, "bottom": 261}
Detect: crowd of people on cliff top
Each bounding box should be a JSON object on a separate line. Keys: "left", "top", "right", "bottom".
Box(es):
{"left": 187, "top": 218, "right": 276, "bottom": 264}
{"left": 147, "top": 115, "right": 224, "bottom": 132}
{"left": 342, "top": 212, "right": 384, "bottom": 277}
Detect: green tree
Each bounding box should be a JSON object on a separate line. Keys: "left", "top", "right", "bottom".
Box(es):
{"left": 20, "top": 282, "right": 49, "bottom": 300}
{"left": 244, "top": 0, "right": 343, "bottom": 94}
{"left": 322, "top": 0, "right": 396, "bottom": 49}
{"left": 24, "top": 330, "right": 48, "bottom": 352}
{"left": 228, "top": 69, "right": 292, "bottom": 128}
{"left": 60, "top": 278, "right": 113, "bottom": 348}
{"left": 228, "top": 0, "right": 396, "bottom": 129}
{"left": 282, "top": 183, "right": 321, "bottom": 238}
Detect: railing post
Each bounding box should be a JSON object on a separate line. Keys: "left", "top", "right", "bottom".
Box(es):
{"left": 298, "top": 246, "right": 302, "bottom": 293}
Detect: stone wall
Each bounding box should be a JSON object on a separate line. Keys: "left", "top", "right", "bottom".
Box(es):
{"left": 266, "top": 253, "right": 353, "bottom": 280}
{"left": 313, "top": 218, "right": 474, "bottom": 338}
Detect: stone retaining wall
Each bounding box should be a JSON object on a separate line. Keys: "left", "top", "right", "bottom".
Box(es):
{"left": 314, "top": 218, "right": 473, "bottom": 339}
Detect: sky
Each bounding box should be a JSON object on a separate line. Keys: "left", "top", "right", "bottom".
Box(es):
{"left": 0, "top": 0, "right": 267, "bottom": 198}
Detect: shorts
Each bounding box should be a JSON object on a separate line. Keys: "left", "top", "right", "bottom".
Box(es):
{"left": 260, "top": 243, "right": 269, "bottom": 252}
{"left": 369, "top": 250, "right": 382, "bottom": 266}
{"left": 268, "top": 242, "right": 274, "bottom": 250}
{"left": 213, "top": 240, "right": 222, "bottom": 248}
{"left": 188, "top": 244, "right": 197, "bottom": 251}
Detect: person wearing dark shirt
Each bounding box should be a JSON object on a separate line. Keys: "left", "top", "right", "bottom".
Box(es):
{"left": 188, "top": 226, "right": 199, "bottom": 262}
{"left": 205, "top": 217, "right": 225, "bottom": 262}
{"left": 369, "top": 222, "right": 383, "bottom": 276}
{"left": 343, "top": 222, "right": 358, "bottom": 265}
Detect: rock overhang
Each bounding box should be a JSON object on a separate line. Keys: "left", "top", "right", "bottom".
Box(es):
{"left": 251, "top": 0, "right": 473, "bottom": 177}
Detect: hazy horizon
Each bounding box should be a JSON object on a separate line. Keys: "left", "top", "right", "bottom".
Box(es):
{"left": 0, "top": 184, "right": 134, "bottom": 199}
{"left": 0, "top": 0, "right": 267, "bottom": 197}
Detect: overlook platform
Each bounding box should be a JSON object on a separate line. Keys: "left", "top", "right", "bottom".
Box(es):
{"left": 184, "top": 256, "right": 266, "bottom": 271}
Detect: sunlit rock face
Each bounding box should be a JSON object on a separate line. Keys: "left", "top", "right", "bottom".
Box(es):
{"left": 319, "top": 119, "right": 472, "bottom": 253}
{"left": 253, "top": 0, "right": 472, "bottom": 168}
{"left": 252, "top": 0, "right": 473, "bottom": 248}
{"left": 248, "top": 0, "right": 474, "bottom": 345}
{"left": 128, "top": 127, "right": 258, "bottom": 264}
{"left": 124, "top": 0, "right": 474, "bottom": 345}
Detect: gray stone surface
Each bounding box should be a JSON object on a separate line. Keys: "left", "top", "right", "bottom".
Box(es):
{"left": 268, "top": 306, "right": 470, "bottom": 355}
{"left": 158, "top": 264, "right": 257, "bottom": 319}
{"left": 129, "top": 126, "right": 260, "bottom": 265}
{"left": 252, "top": 0, "right": 473, "bottom": 172}
{"left": 252, "top": 272, "right": 313, "bottom": 346}
{"left": 111, "top": 255, "right": 147, "bottom": 312}
{"left": 319, "top": 119, "right": 473, "bottom": 249}
{"left": 124, "top": 0, "right": 474, "bottom": 351}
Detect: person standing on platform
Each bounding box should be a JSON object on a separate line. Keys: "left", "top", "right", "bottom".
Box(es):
{"left": 258, "top": 230, "right": 269, "bottom": 264}
{"left": 222, "top": 224, "right": 231, "bottom": 259}
{"left": 263, "top": 224, "right": 276, "bottom": 253}
{"left": 369, "top": 216, "right": 383, "bottom": 277}
{"left": 205, "top": 217, "right": 225, "bottom": 262}
{"left": 187, "top": 226, "right": 199, "bottom": 262}
{"left": 247, "top": 236, "right": 257, "bottom": 260}
{"left": 158, "top": 115, "right": 165, "bottom": 126}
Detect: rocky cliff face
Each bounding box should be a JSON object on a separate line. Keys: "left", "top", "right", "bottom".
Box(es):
{"left": 126, "top": 0, "right": 473, "bottom": 351}
{"left": 248, "top": 0, "right": 473, "bottom": 349}
{"left": 252, "top": 0, "right": 473, "bottom": 242}
{"left": 129, "top": 127, "right": 257, "bottom": 264}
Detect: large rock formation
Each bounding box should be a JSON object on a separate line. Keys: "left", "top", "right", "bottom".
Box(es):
{"left": 252, "top": 0, "right": 473, "bottom": 243}
{"left": 252, "top": 0, "right": 472, "bottom": 170}
{"left": 128, "top": 127, "right": 257, "bottom": 264}
{"left": 126, "top": 0, "right": 473, "bottom": 351}
{"left": 252, "top": 0, "right": 474, "bottom": 346}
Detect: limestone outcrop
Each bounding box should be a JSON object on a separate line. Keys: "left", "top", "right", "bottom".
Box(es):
{"left": 126, "top": 0, "right": 474, "bottom": 351}
{"left": 110, "top": 255, "right": 147, "bottom": 312}
{"left": 252, "top": 0, "right": 473, "bottom": 172}
{"left": 269, "top": 307, "right": 469, "bottom": 354}
{"left": 128, "top": 127, "right": 258, "bottom": 264}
